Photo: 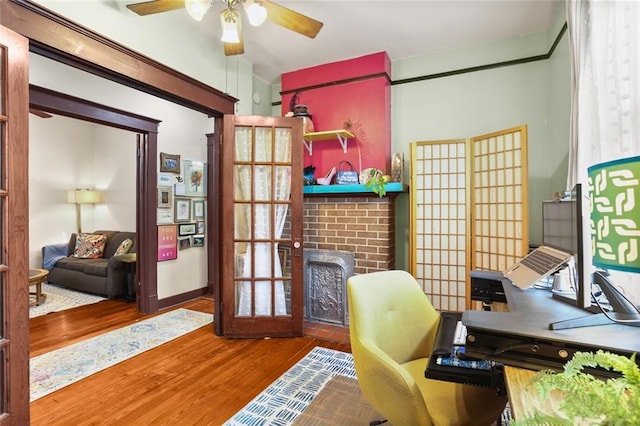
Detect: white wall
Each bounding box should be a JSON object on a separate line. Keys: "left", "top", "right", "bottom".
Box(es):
{"left": 92, "top": 126, "right": 137, "bottom": 232}
{"left": 29, "top": 115, "right": 94, "bottom": 264}
{"left": 29, "top": 116, "right": 136, "bottom": 266}
{"left": 29, "top": 54, "right": 212, "bottom": 299}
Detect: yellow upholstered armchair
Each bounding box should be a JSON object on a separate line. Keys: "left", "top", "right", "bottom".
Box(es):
{"left": 347, "top": 270, "right": 507, "bottom": 426}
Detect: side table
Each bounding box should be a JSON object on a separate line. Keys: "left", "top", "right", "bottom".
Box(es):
{"left": 117, "top": 253, "right": 137, "bottom": 302}
{"left": 29, "top": 268, "right": 49, "bottom": 306}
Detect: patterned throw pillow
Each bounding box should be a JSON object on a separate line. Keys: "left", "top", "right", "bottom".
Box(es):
{"left": 72, "top": 233, "right": 107, "bottom": 259}
{"left": 114, "top": 238, "right": 133, "bottom": 256}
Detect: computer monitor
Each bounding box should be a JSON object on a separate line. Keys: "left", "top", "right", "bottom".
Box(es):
{"left": 542, "top": 184, "right": 590, "bottom": 309}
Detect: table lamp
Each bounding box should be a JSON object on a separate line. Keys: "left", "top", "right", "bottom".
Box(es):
{"left": 588, "top": 154, "right": 640, "bottom": 326}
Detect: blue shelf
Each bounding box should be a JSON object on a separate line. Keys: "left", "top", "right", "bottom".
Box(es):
{"left": 303, "top": 182, "right": 407, "bottom": 195}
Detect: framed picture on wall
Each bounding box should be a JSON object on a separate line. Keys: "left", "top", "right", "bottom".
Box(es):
{"left": 179, "top": 237, "right": 191, "bottom": 250}
{"left": 184, "top": 160, "right": 206, "bottom": 196}
{"left": 157, "top": 186, "right": 173, "bottom": 209}
{"left": 160, "top": 152, "right": 181, "bottom": 173}
{"left": 178, "top": 223, "right": 196, "bottom": 236}
{"left": 192, "top": 199, "right": 205, "bottom": 220}
{"left": 192, "top": 236, "right": 205, "bottom": 247}
{"left": 157, "top": 209, "right": 173, "bottom": 225}
{"left": 174, "top": 198, "right": 191, "bottom": 222}
{"left": 196, "top": 221, "right": 205, "bottom": 234}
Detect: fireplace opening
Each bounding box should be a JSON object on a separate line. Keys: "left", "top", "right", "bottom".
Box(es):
{"left": 303, "top": 249, "right": 355, "bottom": 326}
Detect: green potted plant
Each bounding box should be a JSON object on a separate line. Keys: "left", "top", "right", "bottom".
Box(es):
{"left": 361, "top": 168, "right": 391, "bottom": 197}
{"left": 512, "top": 350, "right": 640, "bottom": 425}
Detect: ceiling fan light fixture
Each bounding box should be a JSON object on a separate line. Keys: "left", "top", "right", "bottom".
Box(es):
{"left": 243, "top": 0, "right": 267, "bottom": 26}
{"left": 185, "top": 0, "right": 211, "bottom": 21}
{"left": 220, "top": 8, "right": 241, "bottom": 43}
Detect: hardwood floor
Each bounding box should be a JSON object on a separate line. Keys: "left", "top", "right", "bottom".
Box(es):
{"left": 29, "top": 297, "right": 351, "bottom": 425}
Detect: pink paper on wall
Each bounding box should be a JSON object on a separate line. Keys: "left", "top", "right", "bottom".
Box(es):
{"left": 158, "top": 224, "right": 177, "bottom": 261}
{"left": 281, "top": 52, "right": 391, "bottom": 179}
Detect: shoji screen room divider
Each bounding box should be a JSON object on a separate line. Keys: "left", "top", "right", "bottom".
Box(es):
{"left": 410, "top": 125, "right": 529, "bottom": 311}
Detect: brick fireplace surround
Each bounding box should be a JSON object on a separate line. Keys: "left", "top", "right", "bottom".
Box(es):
{"left": 302, "top": 195, "right": 397, "bottom": 273}
{"left": 298, "top": 194, "right": 397, "bottom": 344}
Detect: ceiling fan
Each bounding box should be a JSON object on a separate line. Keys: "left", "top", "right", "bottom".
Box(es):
{"left": 126, "top": 0, "right": 324, "bottom": 56}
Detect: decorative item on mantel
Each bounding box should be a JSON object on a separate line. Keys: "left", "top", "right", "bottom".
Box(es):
{"left": 361, "top": 168, "right": 391, "bottom": 197}
{"left": 292, "top": 104, "right": 315, "bottom": 133}
{"left": 392, "top": 152, "right": 405, "bottom": 184}
{"left": 317, "top": 166, "right": 337, "bottom": 185}
{"left": 286, "top": 93, "right": 315, "bottom": 133}
{"left": 303, "top": 165, "right": 316, "bottom": 185}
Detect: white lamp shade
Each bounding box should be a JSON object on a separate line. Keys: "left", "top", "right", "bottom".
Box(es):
{"left": 243, "top": 0, "right": 267, "bottom": 26}
{"left": 220, "top": 8, "right": 241, "bottom": 43}
{"left": 68, "top": 189, "right": 103, "bottom": 204}
{"left": 185, "top": 0, "right": 211, "bottom": 21}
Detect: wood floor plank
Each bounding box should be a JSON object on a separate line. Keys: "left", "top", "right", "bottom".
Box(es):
{"left": 29, "top": 296, "right": 351, "bottom": 425}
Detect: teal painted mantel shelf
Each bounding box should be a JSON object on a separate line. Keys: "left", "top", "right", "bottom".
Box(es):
{"left": 303, "top": 182, "right": 407, "bottom": 196}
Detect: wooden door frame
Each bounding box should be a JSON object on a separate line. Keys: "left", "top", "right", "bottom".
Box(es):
{"left": 1, "top": 23, "right": 30, "bottom": 424}
{"left": 1, "top": 0, "right": 237, "bottom": 314}
{"left": 29, "top": 85, "right": 161, "bottom": 312}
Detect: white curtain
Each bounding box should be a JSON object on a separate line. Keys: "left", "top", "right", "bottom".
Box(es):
{"left": 236, "top": 127, "right": 292, "bottom": 316}
{"left": 567, "top": 0, "right": 640, "bottom": 293}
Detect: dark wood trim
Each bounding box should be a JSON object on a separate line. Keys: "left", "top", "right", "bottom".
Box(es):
{"left": 1, "top": 0, "right": 237, "bottom": 115}
{"left": 207, "top": 128, "right": 222, "bottom": 335}
{"left": 392, "top": 23, "right": 568, "bottom": 87}
{"left": 157, "top": 287, "right": 210, "bottom": 310}
{"left": 29, "top": 85, "right": 161, "bottom": 132}
{"left": 137, "top": 132, "right": 159, "bottom": 314}
{"left": 280, "top": 72, "right": 391, "bottom": 96}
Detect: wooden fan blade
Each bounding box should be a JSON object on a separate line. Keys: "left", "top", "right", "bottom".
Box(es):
{"left": 126, "top": 0, "right": 185, "bottom": 16}
{"left": 262, "top": 1, "right": 323, "bottom": 39}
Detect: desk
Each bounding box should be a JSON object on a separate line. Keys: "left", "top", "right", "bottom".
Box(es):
{"left": 503, "top": 366, "right": 565, "bottom": 421}
{"left": 462, "top": 276, "right": 640, "bottom": 372}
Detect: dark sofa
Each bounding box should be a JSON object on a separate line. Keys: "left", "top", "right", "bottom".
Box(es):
{"left": 43, "top": 230, "right": 136, "bottom": 298}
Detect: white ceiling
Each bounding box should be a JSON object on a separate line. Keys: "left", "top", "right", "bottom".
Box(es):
{"left": 123, "top": 0, "right": 564, "bottom": 84}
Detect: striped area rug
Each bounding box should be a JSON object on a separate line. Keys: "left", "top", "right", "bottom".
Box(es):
{"left": 225, "top": 346, "right": 513, "bottom": 426}
{"left": 223, "top": 346, "right": 356, "bottom": 426}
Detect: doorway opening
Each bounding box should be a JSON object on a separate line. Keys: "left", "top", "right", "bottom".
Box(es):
{"left": 29, "top": 84, "right": 160, "bottom": 313}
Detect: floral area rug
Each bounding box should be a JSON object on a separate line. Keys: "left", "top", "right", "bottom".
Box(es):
{"left": 223, "top": 346, "right": 356, "bottom": 426}
{"left": 30, "top": 308, "right": 213, "bottom": 402}
{"left": 29, "top": 283, "right": 107, "bottom": 318}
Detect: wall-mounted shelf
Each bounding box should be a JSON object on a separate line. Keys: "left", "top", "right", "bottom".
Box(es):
{"left": 303, "top": 129, "right": 355, "bottom": 155}
{"left": 303, "top": 182, "right": 408, "bottom": 196}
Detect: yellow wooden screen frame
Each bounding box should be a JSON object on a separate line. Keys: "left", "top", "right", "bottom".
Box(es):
{"left": 410, "top": 125, "right": 528, "bottom": 311}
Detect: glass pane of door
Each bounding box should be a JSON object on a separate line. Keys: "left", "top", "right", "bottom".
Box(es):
{"left": 234, "top": 126, "right": 291, "bottom": 317}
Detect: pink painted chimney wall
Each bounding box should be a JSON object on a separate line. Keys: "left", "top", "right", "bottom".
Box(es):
{"left": 281, "top": 52, "right": 391, "bottom": 180}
